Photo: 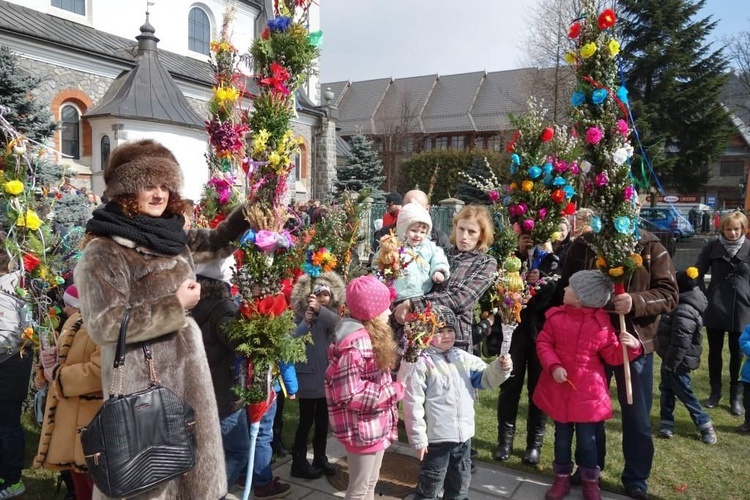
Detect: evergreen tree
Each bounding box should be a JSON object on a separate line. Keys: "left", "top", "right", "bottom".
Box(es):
{"left": 617, "top": 0, "right": 731, "bottom": 192}
{"left": 457, "top": 156, "right": 492, "bottom": 204}
{"left": 335, "top": 134, "right": 386, "bottom": 200}
{"left": 0, "top": 46, "right": 56, "bottom": 149}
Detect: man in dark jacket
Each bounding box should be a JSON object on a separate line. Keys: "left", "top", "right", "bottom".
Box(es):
{"left": 557, "top": 229, "right": 678, "bottom": 500}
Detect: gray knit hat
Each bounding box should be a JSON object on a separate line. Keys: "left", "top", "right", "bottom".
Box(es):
{"left": 103, "top": 139, "right": 184, "bottom": 199}
{"left": 569, "top": 270, "right": 614, "bottom": 308}
{"left": 432, "top": 304, "right": 456, "bottom": 329}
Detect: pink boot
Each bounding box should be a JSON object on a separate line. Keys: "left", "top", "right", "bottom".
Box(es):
{"left": 545, "top": 461, "right": 573, "bottom": 500}
{"left": 580, "top": 467, "right": 602, "bottom": 500}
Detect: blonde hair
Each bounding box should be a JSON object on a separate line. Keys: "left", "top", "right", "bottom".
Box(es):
{"left": 720, "top": 211, "right": 748, "bottom": 233}
{"left": 450, "top": 204, "right": 495, "bottom": 252}
{"left": 362, "top": 316, "right": 398, "bottom": 371}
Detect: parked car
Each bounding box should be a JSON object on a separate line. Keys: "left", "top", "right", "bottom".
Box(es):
{"left": 639, "top": 207, "right": 695, "bottom": 239}
{"left": 637, "top": 218, "right": 677, "bottom": 257}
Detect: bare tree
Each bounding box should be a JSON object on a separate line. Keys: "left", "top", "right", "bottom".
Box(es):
{"left": 374, "top": 88, "right": 421, "bottom": 191}
{"left": 726, "top": 29, "right": 750, "bottom": 113}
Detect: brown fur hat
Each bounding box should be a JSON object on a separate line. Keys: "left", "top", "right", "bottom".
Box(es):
{"left": 103, "top": 139, "right": 183, "bottom": 199}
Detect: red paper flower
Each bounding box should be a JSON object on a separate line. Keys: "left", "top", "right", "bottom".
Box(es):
{"left": 598, "top": 9, "right": 616, "bottom": 30}
{"left": 563, "top": 202, "right": 577, "bottom": 215}
{"left": 23, "top": 253, "right": 41, "bottom": 273}
{"left": 551, "top": 189, "right": 565, "bottom": 203}
{"left": 261, "top": 26, "right": 271, "bottom": 40}
{"left": 541, "top": 127, "right": 555, "bottom": 142}
{"left": 255, "top": 293, "right": 288, "bottom": 317}
{"left": 568, "top": 21, "right": 581, "bottom": 39}
{"left": 260, "top": 62, "right": 291, "bottom": 95}
{"left": 506, "top": 130, "right": 520, "bottom": 152}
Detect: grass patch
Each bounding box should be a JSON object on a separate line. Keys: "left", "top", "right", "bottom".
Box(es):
{"left": 20, "top": 341, "right": 750, "bottom": 499}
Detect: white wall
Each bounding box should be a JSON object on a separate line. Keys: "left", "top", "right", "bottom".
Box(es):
{"left": 88, "top": 118, "right": 209, "bottom": 202}
{"left": 6, "top": 0, "right": 259, "bottom": 72}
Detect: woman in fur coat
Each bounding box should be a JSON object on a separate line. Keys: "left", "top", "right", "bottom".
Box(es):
{"left": 74, "top": 139, "right": 251, "bottom": 500}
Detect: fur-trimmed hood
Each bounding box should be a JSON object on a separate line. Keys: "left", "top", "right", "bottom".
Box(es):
{"left": 290, "top": 271, "right": 345, "bottom": 320}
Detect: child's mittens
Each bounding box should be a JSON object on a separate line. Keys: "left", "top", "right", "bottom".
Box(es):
{"left": 498, "top": 354, "right": 513, "bottom": 372}
{"left": 552, "top": 365, "right": 567, "bottom": 383}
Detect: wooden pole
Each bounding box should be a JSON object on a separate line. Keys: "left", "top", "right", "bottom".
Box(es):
{"left": 619, "top": 313, "right": 633, "bottom": 405}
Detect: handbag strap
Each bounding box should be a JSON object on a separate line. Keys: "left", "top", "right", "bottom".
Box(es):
{"left": 109, "top": 308, "right": 160, "bottom": 397}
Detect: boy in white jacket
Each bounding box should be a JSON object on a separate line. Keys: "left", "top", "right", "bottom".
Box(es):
{"left": 400, "top": 305, "right": 513, "bottom": 500}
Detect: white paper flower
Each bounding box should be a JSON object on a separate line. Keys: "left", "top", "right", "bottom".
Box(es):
{"left": 580, "top": 160, "right": 592, "bottom": 173}
{"left": 612, "top": 147, "right": 629, "bottom": 165}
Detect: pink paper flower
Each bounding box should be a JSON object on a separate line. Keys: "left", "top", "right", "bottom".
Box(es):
{"left": 512, "top": 223, "right": 521, "bottom": 234}
{"left": 488, "top": 190, "right": 500, "bottom": 202}
{"left": 538, "top": 207, "right": 548, "bottom": 219}
{"left": 554, "top": 160, "right": 568, "bottom": 173}
{"left": 522, "top": 219, "right": 535, "bottom": 232}
{"left": 585, "top": 127, "right": 604, "bottom": 145}
{"left": 624, "top": 185, "right": 635, "bottom": 201}
{"left": 595, "top": 173, "right": 608, "bottom": 187}
{"left": 569, "top": 162, "right": 580, "bottom": 175}
{"left": 584, "top": 181, "right": 594, "bottom": 193}
{"left": 616, "top": 119, "right": 629, "bottom": 136}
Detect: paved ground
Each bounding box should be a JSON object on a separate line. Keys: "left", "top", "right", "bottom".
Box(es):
{"left": 226, "top": 436, "right": 631, "bottom": 499}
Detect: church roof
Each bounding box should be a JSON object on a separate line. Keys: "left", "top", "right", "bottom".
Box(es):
{"left": 85, "top": 15, "right": 205, "bottom": 128}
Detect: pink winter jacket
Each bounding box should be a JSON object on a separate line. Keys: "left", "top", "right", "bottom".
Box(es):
{"left": 325, "top": 318, "right": 404, "bottom": 453}
{"left": 532, "top": 305, "right": 642, "bottom": 423}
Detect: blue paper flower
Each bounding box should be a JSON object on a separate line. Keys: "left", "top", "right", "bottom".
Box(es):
{"left": 591, "top": 216, "right": 602, "bottom": 233}
{"left": 528, "top": 166, "right": 542, "bottom": 179}
{"left": 614, "top": 216, "right": 633, "bottom": 234}
{"left": 543, "top": 162, "right": 553, "bottom": 175}
{"left": 302, "top": 262, "right": 322, "bottom": 278}
{"left": 240, "top": 229, "right": 256, "bottom": 245}
{"left": 503, "top": 196, "right": 511, "bottom": 206}
{"left": 543, "top": 174, "right": 553, "bottom": 186}
{"left": 510, "top": 164, "right": 517, "bottom": 175}
{"left": 592, "top": 89, "right": 608, "bottom": 105}
{"left": 268, "top": 16, "right": 292, "bottom": 32}
{"left": 617, "top": 86, "right": 629, "bottom": 104}
{"left": 553, "top": 176, "right": 566, "bottom": 186}
{"left": 563, "top": 185, "right": 575, "bottom": 198}
{"left": 571, "top": 91, "right": 585, "bottom": 107}
{"left": 510, "top": 153, "right": 521, "bottom": 166}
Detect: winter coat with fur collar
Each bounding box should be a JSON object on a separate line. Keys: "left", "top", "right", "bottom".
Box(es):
{"left": 75, "top": 207, "right": 249, "bottom": 500}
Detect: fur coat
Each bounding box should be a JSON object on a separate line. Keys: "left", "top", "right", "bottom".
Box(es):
{"left": 75, "top": 207, "right": 249, "bottom": 500}
{"left": 34, "top": 312, "right": 102, "bottom": 473}
{"left": 290, "top": 271, "right": 345, "bottom": 322}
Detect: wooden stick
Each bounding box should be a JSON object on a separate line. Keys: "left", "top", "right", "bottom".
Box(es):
{"left": 619, "top": 313, "right": 633, "bottom": 405}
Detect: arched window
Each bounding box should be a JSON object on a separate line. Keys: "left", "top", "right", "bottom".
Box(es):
{"left": 61, "top": 104, "right": 80, "bottom": 159}
{"left": 188, "top": 7, "right": 210, "bottom": 55}
{"left": 100, "top": 135, "right": 111, "bottom": 169}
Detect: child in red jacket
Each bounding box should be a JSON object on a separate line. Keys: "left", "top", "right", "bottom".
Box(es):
{"left": 533, "top": 270, "right": 642, "bottom": 500}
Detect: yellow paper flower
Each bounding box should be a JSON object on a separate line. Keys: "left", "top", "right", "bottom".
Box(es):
{"left": 596, "top": 257, "right": 607, "bottom": 268}
{"left": 509, "top": 183, "right": 518, "bottom": 191}
{"left": 608, "top": 39, "right": 620, "bottom": 57}
{"left": 609, "top": 266, "right": 624, "bottom": 278}
{"left": 686, "top": 266, "right": 699, "bottom": 279}
{"left": 581, "top": 42, "right": 597, "bottom": 59}
{"left": 521, "top": 180, "right": 534, "bottom": 192}
{"left": 214, "top": 86, "right": 239, "bottom": 103}
{"left": 3, "top": 180, "right": 24, "bottom": 196}
{"left": 564, "top": 52, "right": 577, "bottom": 65}
{"left": 17, "top": 209, "right": 42, "bottom": 231}
{"left": 268, "top": 151, "right": 282, "bottom": 166}
{"left": 629, "top": 253, "right": 643, "bottom": 267}
{"left": 254, "top": 129, "right": 270, "bottom": 152}
{"left": 550, "top": 231, "right": 562, "bottom": 242}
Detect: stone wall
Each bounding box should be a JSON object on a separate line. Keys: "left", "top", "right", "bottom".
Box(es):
{"left": 16, "top": 58, "right": 113, "bottom": 109}
{"left": 313, "top": 109, "right": 338, "bottom": 200}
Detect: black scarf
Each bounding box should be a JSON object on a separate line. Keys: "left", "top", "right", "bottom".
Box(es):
{"left": 86, "top": 202, "right": 188, "bottom": 256}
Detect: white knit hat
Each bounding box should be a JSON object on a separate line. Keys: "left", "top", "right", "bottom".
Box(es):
{"left": 195, "top": 256, "right": 234, "bottom": 283}
{"left": 396, "top": 202, "right": 432, "bottom": 242}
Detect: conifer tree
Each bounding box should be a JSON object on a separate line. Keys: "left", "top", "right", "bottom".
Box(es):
{"left": 0, "top": 46, "right": 55, "bottom": 150}
{"left": 457, "top": 156, "right": 492, "bottom": 204}
{"left": 617, "top": 0, "right": 731, "bottom": 192}
{"left": 335, "top": 134, "right": 386, "bottom": 200}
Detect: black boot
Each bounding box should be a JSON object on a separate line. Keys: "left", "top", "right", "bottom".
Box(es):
{"left": 705, "top": 383, "right": 721, "bottom": 408}
{"left": 272, "top": 437, "right": 288, "bottom": 459}
{"left": 730, "top": 383, "right": 744, "bottom": 416}
{"left": 493, "top": 422, "right": 515, "bottom": 461}
{"left": 312, "top": 455, "right": 336, "bottom": 476}
{"left": 290, "top": 448, "right": 323, "bottom": 479}
{"left": 522, "top": 430, "right": 545, "bottom": 466}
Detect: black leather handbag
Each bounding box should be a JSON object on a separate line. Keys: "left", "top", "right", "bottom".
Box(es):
{"left": 81, "top": 308, "right": 196, "bottom": 498}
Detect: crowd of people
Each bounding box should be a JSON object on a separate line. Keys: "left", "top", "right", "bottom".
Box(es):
{"left": 0, "top": 140, "right": 749, "bottom": 500}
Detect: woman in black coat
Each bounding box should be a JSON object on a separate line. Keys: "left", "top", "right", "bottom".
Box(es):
{"left": 695, "top": 211, "right": 750, "bottom": 416}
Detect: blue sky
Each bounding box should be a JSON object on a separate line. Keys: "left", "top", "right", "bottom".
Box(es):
{"left": 320, "top": 0, "right": 750, "bottom": 83}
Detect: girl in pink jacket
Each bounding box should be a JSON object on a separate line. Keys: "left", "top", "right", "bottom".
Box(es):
{"left": 325, "top": 276, "right": 404, "bottom": 500}
{"left": 533, "top": 270, "right": 642, "bottom": 500}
